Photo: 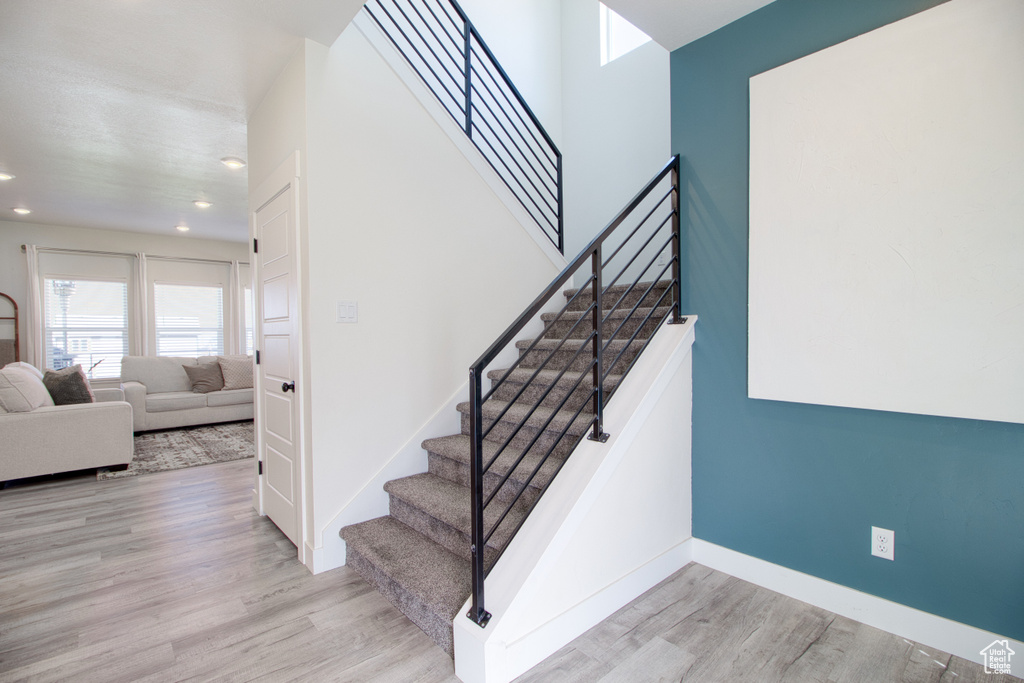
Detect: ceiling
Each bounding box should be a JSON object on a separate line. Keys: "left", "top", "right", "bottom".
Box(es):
{"left": 0, "top": 0, "right": 362, "bottom": 243}
{"left": 603, "top": 0, "right": 777, "bottom": 52}
{"left": 0, "top": 0, "right": 769, "bottom": 245}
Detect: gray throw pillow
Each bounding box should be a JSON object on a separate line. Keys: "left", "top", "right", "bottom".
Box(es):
{"left": 43, "top": 365, "right": 96, "bottom": 406}
{"left": 183, "top": 362, "right": 225, "bottom": 394}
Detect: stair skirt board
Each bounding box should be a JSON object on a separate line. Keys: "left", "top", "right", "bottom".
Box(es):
{"left": 341, "top": 281, "right": 694, "bottom": 666}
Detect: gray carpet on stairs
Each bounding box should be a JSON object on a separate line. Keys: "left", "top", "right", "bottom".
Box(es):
{"left": 340, "top": 282, "right": 671, "bottom": 656}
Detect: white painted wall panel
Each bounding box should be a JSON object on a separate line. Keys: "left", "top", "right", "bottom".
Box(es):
{"left": 748, "top": 0, "right": 1024, "bottom": 424}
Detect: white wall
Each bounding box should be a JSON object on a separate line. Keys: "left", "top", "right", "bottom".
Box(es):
{"left": 560, "top": 0, "right": 671, "bottom": 259}
{"left": 0, "top": 220, "right": 247, "bottom": 360}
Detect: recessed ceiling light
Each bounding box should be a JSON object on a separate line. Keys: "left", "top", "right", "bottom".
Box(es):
{"left": 220, "top": 157, "right": 246, "bottom": 170}
{"left": 193, "top": 200, "right": 212, "bottom": 208}
{"left": 12, "top": 207, "right": 31, "bottom": 215}
{"left": 0, "top": 173, "right": 14, "bottom": 181}
{"left": 175, "top": 225, "right": 190, "bottom": 232}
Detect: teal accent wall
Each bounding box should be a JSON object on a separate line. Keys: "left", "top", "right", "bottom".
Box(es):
{"left": 671, "top": 0, "right": 1023, "bottom": 640}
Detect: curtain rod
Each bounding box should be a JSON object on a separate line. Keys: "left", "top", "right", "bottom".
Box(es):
{"left": 21, "top": 244, "right": 249, "bottom": 267}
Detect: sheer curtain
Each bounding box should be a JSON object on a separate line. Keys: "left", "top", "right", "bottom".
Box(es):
{"left": 229, "top": 260, "right": 242, "bottom": 355}
{"left": 23, "top": 245, "right": 43, "bottom": 368}
{"left": 133, "top": 253, "right": 149, "bottom": 356}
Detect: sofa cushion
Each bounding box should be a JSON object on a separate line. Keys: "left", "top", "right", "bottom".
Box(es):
{"left": 43, "top": 365, "right": 96, "bottom": 405}
{"left": 121, "top": 356, "right": 197, "bottom": 394}
{"left": 4, "top": 361, "right": 44, "bottom": 380}
{"left": 206, "top": 388, "right": 253, "bottom": 407}
{"left": 183, "top": 362, "right": 224, "bottom": 394}
{"left": 146, "top": 391, "right": 207, "bottom": 412}
{"left": 0, "top": 366, "right": 55, "bottom": 413}
{"left": 219, "top": 355, "right": 254, "bottom": 390}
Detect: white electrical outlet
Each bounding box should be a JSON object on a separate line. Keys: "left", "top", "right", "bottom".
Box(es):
{"left": 871, "top": 526, "right": 894, "bottom": 560}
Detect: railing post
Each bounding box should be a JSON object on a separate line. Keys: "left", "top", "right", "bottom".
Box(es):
{"left": 670, "top": 155, "right": 684, "bottom": 324}
{"left": 464, "top": 22, "right": 473, "bottom": 139}
{"left": 588, "top": 249, "right": 609, "bottom": 443}
{"left": 556, "top": 153, "right": 564, "bottom": 254}
{"left": 467, "top": 366, "right": 491, "bottom": 627}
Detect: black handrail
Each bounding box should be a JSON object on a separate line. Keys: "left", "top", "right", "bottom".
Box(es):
{"left": 365, "top": 0, "right": 564, "bottom": 253}
{"left": 467, "top": 156, "right": 683, "bottom": 626}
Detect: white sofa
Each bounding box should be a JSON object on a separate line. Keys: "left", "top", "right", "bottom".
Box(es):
{"left": 121, "top": 355, "right": 253, "bottom": 432}
{"left": 0, "top": 367, "right": 134, "bottom": 483}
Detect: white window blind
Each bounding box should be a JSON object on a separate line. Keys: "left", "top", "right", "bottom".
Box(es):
{"left": 44, "top": 278, "right": 128, "bottom": 379}
{"left": 154, "top": 283, "right": 224, "bottom": 357}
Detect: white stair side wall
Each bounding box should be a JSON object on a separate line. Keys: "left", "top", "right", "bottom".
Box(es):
{"left": 454, "top": 318, "right": 695, "bottom": 683}
{"left": 353, "top": 12, "right": 566, "bottom": 272}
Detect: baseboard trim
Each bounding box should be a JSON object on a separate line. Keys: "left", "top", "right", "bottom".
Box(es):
{"left": 690, "top": 539, "right": 1022, "bottom": 669}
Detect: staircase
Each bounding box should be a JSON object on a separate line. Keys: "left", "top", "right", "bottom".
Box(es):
{"left": 341, "top": 281, "right": 672, "bottom": 655}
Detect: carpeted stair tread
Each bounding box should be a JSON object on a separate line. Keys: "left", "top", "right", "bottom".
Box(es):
{"left": 422, "top": 434, "right": 563, "bottom": 493}
{"left": 486, "top": 365, "right": 623, "bottom": 389}
{"left": 515, "top": 336, "right": 646, "bottom": 354}
{"left": 340, "top": 516, "right": 468, "bottom": 654}
{"left": 562, "top": 280, "right": 672, "bottom": 299}
{"left": 385, "top": 473, "right": 528, "bottom": 553}
{"left": 456, "top": 397, "right": 594, "bottom": 438}
{"left": 540, "top": 305, "right": 670, "bottom": 324}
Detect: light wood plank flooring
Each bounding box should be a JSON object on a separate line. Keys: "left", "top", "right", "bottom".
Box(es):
{"left": 0, "top": 460, "right": 1014, "bottom": 682}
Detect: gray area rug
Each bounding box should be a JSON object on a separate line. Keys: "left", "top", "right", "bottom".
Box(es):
{"left": 97, "top": 421, "right": 254, "bottom": 480}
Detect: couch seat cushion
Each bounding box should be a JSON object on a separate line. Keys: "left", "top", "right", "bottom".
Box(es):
{"left": 146, "top": 391, "right": 207, "bottom": 412}
{"left": 121, "top": 356, "right": 197, "bottom": 394}
{"left": 207, "top": 388, "right": 253, "bottom": 407}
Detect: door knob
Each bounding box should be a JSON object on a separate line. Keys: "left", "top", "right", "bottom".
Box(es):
{"left": 281, "top": 381, "right": 295, "bottom": 393}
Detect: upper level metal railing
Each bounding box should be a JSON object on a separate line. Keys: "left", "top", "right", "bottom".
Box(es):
{"left": 365, "top": 0, "right": 564, "bottom": 253}
{"left": 466, "top": 156, "right": 683, "bottom": 626}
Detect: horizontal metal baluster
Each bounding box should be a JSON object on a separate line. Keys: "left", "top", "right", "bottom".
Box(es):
{"left": 482, "top": 345, "right": 596, "bottom": 505}
{"left": 481, "top": 285, "right": 593, "bottom": 403}
{"left": 390, "top": 0, "right": 466, "bottom": 93}
{"left": 468, "top": 60, "right": 558, "bottom": 188}
{"left": 601, "top": 270, "right": 674, "bottom": 380}
{"left": 601, "top": 189, "right": 673, "bottom": 269}
{"left": 466, "top": 31, "right": 560, "bottom": 168}
{"left": 369, "top": 3, "right": 466, "bottom": 113}
{"left": 602, "top": 215, "right": 675, "bottom": 307}
{"left": 468, "top": 99, "right": 558, "bottom": 215}
{"left": 482, "top": 323, "right": 595, "bottom": 457}
{"left": 407, "top": 0, "right": 465, "bottom": 74}
{"left": 468, "top": 116, "right": 558, "bottom": 237}
{"left": 468, "top": 79, "right": 558, "bottom": 203}
{"left": 602, "top": 292, "right": 675, "bottom": 404}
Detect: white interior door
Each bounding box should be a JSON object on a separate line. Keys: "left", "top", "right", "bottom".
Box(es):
{"left": 253, "top": 165, "right": 302, "bottom": 547}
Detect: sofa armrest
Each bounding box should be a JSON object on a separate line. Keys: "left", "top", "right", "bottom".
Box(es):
{"left": 93, "top": 387, "right": 125, "bottom": 403}
{"left": 121, "top": 381, "right": 148, "bottom": 432}
{"left": 0, "top": 402, "right": 134, "bottom": 481}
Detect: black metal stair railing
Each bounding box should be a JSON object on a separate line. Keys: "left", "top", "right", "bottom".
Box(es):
{"left": 467, "top": 156, "right": 684, "bottom": 626}
{"left": 365, "top": 0, "right": 564, "bottom": 253}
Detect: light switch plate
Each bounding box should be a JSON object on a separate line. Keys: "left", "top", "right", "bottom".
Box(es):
{"left": 336, "top": 301, "right": 358, "bottom": 323}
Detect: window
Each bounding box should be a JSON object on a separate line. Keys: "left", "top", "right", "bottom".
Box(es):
{"left": 600, "top": 3, "right": 652, "bottom": 66}
{"left": 44, "top": 278, "right": 128, "bottom": 379}
{"left": 154, "top": 283, "right": 224, "bottom": 357}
